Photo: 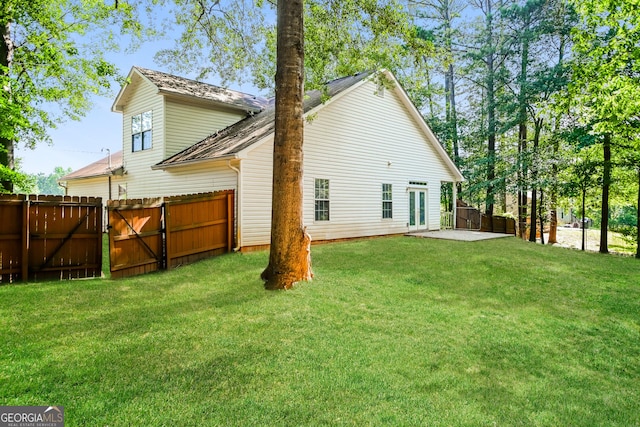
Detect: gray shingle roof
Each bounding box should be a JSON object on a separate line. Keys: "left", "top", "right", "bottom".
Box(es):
{"left": 154, "top": 71, "right": 374, "bottom": 168}
{"left": 135, "top": 67, "right": 270, "bottom": 112}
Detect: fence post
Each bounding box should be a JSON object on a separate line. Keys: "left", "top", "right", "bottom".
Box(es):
{"left": 227, "top": 191, "right": 234, "bottom": 252}
{"left": 164, "top": 201, "right": 171, "bottom": 270}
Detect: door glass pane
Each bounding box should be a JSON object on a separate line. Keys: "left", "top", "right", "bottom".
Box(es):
{"left": 420, "top": 192, "right": 426, "bottom": 225}
{"left": 409, "top": 192, "right": 416, "bottom": 226}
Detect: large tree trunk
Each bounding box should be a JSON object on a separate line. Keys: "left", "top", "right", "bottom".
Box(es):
{"left": 518, "top": 122, "right": 527, "bottom": 239}
{"left": 548, "top": 132, "right": 559, "bottom": 244}
{"left": 529, "top": 119, "right": 542, "bottom": 242}
{"left": 485, "top": 0, "right": 496, "bottom": 219}
{"left": 517, "top": 12, "right": 530, "bottom": 241}
{"left": 261, "top": 0, "right": 312, "bottom": 290}
{"left": 599, "top": 133, "right": 611, "bottom": 254}
{"left": 1, "top": 19, "right": 15, "bottom": 192}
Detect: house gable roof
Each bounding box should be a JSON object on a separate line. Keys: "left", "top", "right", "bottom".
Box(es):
{"left": 60, "top": 150, "right": 124, "bottom": 181}
{"left": 153, "top": 71, "right": 375, "bottom": 169}
{"left": 112, "top": 67, "right": 269, "bottom": 113}
{"left": 153, "top": 69, "right": 464, "bottom": 182}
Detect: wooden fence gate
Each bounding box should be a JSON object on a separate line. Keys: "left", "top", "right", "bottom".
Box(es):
{"left": 0, "top": 194, "right": 103, "bottom": 283}
{"left": 108, "top": 197, "right": 164, "bottom": 279}
{"left": 108, "top": 190, "right": 234, "bottom": 279}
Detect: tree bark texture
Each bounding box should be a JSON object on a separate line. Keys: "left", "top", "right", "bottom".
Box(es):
{"left": 261, "top": 0, "right": 312, "bottom": 290}
{"left": 599, "top": 133, "right": 611, "bottom": 254}
{"left": 529, "top": 119, "right": 542, "bottom": 242}
{"left": 484, "top": 0, "right": 496, "bottom": 219}
{"left": 1, "top": 19, "right": 15, "bottom": 192}
{"left": 518, "top": 122, "right": 527, "bottom": 239}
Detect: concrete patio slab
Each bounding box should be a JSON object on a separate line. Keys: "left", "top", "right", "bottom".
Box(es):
{"left": 407, "top": 230, "right": 515, "bottom": 242}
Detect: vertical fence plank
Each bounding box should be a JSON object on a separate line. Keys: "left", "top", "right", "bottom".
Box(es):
{"left": 22, "top": 198, "right": 29, "bottom": 282}
{"left": 0, "top": 194, "right": 102, "bottom": 284}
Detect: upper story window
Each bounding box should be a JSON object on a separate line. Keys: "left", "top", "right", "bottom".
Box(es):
{"left": 132, "top": 110, "right": 152, "bottom": 152}
{"left": 382, "top": 183, "right": 393, "bottom": 219}
{"left": 315, "top": 178, "right": 330, "bottom": 221}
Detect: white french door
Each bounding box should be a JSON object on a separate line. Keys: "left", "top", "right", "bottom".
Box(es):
{"left": 408, "top": 189, "right": 428, "bottom": 231}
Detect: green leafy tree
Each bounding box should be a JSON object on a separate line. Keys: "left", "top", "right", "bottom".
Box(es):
{"left": 410, "top": 0, "right": 466, "bottom": 174}
{"left": 154, "top": 0, "right": 432, "bottom": 288}
{"left": 0, "top": 0, "right": 145, "bottom": 192}
{"left": 155, "top": 0, "right": 430, "bottom": 92}
{"left": 569, "top": 0, "right": 640, "bottom": 253}
{"left": 29, "top": 166, "right": 72, "bottom": 195}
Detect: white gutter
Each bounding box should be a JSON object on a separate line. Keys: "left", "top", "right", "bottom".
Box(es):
{"left": 227, "top": 160, "right": 242, "bottom": 252}
{"left": 151, "top": 154, "right": 238, "bottom": 171}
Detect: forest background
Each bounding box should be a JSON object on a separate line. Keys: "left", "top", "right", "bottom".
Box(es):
{"left": 2, "top": 0, "right": 639, "bottom": 255}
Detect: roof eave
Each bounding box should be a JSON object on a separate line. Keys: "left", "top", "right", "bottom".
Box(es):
{"left": 112, "top": 67, "right": 142, "bottom": 113}
{"left": 158, "top": 90, "right": 263, "bottom": 114}
{"left": 58, "top": 166, "right": 124, "bottom": 182}
{"left": 151, "top": 154, "right": 239, "bottom": 170}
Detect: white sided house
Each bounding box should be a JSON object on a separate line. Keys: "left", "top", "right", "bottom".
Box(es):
{"left": 61, "top": 67, "right": 464, "bottom": 250}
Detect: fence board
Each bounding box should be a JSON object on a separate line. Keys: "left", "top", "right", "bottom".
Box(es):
{"left": 0, "top": 194, "right": 102, "bottom": 284}
{"left": 108, "top": 198, "right": 164, "bottom": 279}
{"left": 165, "top": 190, "right": 234, "bottom": 270}
{"left": 0, "top": 194, "right": 27, "bottom": 283}
{"left": 107, "top": 191, "right": 234, "bottom": 278}
{"left": 27, "top": 195, "right": 103, "bottom": 281}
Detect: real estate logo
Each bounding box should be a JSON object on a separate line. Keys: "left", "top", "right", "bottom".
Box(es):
{"left": 0, "top": 406, "right": 64, "bottom": 427}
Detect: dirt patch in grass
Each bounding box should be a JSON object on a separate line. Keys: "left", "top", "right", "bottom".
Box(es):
{"left": 542, "top": 227, "right": 635, "bottom": 255}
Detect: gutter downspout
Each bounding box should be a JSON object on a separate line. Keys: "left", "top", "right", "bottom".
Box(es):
{"left": 227, "top": 160, "right": 241, "bottom": 252}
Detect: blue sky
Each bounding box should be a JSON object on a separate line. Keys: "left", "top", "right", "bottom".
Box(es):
{"left": 15, "top": 32, "right": 261, "bottom": 175}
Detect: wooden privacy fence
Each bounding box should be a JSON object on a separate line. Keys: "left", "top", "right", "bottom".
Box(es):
{"left": 481, "top": 215, "right": 516, "bottom": 234}
{"left": 108, "top": 190, "right": 234, "bottom": 279}
{"left": 455, "top": 199, "right": 516, "bottom": 235}
{"left": 0, "top": 194, "right": 103, "bottom": 284}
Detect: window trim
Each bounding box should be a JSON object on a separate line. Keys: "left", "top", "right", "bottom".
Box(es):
{"left": 131, "top": 110, "right": 153, "bottom": 152}
{"left": 382, "top": 183, "right": 393, "bottom": 219}
{"left": 314, "top": 178, "right": 330, "bottom": 222}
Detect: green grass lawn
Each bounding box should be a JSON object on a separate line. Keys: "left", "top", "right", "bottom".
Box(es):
{"left": 1, "top": 236, "right": 639, "bottom": 426}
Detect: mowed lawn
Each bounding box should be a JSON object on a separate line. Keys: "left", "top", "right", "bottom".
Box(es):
{"left": 1, "top": 236, "right": 639, "bottom": 426}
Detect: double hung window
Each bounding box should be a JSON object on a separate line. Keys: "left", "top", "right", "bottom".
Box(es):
{"left": 382, "top": 184, "right": 393, "bottom": 219}
{"left": 132, "top": 111, "right": 152, "bottom": 152}
{"left": 315, "top": 179, "right": 330, "bottom": 221}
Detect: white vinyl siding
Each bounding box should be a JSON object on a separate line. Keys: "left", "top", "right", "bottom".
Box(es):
{"left": 120, "top": 76, "right": 165, "bottom": 198}
{"left": 239, "top": 78, "right": 458, "bottom": 246}
{"left": 164, "top": 99, "right": 246, "bottom": 158}
{"left": 300, "top": 79, "right": 456, "bottom": 241}
{"left": 314, "top": 179, "right": 330, "bottom": 221}
{"left": 64, "top": 176, "right": 120, "bottom": 203}
{"left": 112, "top": 70, "right": 459, "bottom": 248}
{"left": 239, "top": 139, "right": 274, "bottom": 247}
{"left": 117, "top": 78, "right": 242, "bottom": 199}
